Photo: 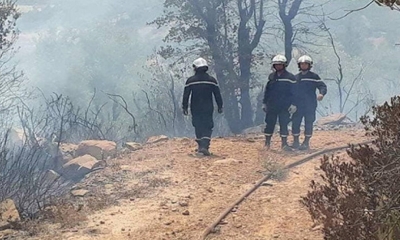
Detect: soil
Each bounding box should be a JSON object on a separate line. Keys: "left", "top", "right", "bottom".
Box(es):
{"left": 21, "top": 128, "right": 370, "bottom": 240}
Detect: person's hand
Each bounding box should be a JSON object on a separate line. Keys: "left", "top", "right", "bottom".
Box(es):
{"left": 262, "top": 104, "right": 267, "bottom": 113}
{"left": 183, "top": 108, "right": 188, "bottom": 115}
{"left": 218, "top": 107, "right": 223, "bottom": 114}
{"left": 317, "top": 94, "right": 324, "bottom": 101}
{"left": 288, "top": 104, "right": 297, "bottom": 115}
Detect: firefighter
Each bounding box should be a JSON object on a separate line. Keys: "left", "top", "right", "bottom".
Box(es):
{"left": 182, "top": 57, "right": 223, "bottom": 156}
{"left": 263, "top": 54, "right": 297, "bottom": 151}
{"left": 291, "top": 55, "right": 327, "bottom": 150}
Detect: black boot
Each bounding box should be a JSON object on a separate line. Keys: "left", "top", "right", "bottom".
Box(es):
{"left": 198, "top": 138, "right": 211, "bottom": 156}
{"left": 199, "top": 148, "right": 211, "bottom": 156}
{"left": 281, "top": 137, "right": 292, "bottom": 152}
{"left": 265, "top": 135, "right": 272, "bottom": 149}
{"left": 292, "top": 136, "right": 300, "bottom": 149}
{"left": 195, "top": 139, "right": 201, "bottom": 152}
{"left": 299, "top": 136, "right": 311, "bottom": 150}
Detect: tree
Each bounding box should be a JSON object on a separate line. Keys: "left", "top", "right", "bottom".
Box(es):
{"left": 375, "top": 0, "right": 400, "bottom": 10}
{"left": 152, "top": 0, "right": 266, "bottom": 133}
{"left": 278, "top": 0, "right": 303, "bottom": 63}
{"left": 0, "top": 0, "right": 24, "bottom": 122}
{"left": 321, "top": 22, "right": 370, "bottom": 116}
{"left": 252, "top": 0, "right": 327, "bottom": 125}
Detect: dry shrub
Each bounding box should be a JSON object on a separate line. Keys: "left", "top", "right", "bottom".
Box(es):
{"left": 39, "top": 201, "right": 87, "bottom": 229}
{"left": 301, "top": 96, "right": 400, "bottom": 240}
{"left": 259, "top": 150, "right": 287, "bottom": 181}
{"left": 84, "top": 190, "right": 118, "bottom": 212}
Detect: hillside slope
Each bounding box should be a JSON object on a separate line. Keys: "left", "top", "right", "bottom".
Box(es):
{"left": 24, "top": 128, "right": 368, "bottom": 240}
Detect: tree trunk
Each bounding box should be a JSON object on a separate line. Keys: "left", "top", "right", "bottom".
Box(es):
{"left": 283, "top": 21, "right": 293, "bottom": 64}
{"left": 279, "top": 0, "right": 303, "bottom": 65}
{"left": 205, "top": 13, "right": 244, "bottom": 134}
{"left": 237, "top": 18, "right": 254, "bottom": 130}
{"left": 214, "top": 64, "right": 242, "bottom": 134}
{"left": 112, "top": 98, "right": 120, "bottom": 121}
{"left": 238, "top": 53, "right": 254, "bottom": 129}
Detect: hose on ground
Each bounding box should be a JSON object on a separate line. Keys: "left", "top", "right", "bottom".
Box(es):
{"left": 200, "top": 140, "right": 373, "bottom": 240}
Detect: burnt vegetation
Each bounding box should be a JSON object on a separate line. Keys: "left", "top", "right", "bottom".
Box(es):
{"left": 302, "top": 96, "right": 400, "bottom": 240}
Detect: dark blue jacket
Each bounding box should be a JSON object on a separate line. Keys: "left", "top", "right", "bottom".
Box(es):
{"left": 294, "top": 71, "right": 327, "bottom": 110}
{"left": 182, "top": 70, "right": 223, "bottom": 114}
{"left": 263, "top": 70, "right": 297, "bottom": 112}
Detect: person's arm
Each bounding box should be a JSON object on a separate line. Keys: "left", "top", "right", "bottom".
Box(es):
{"left": 315, "top": 74, "right": 327, "bottom": 96}
{"left": 182, "top": 79, "right": 192, "bottom": 112}
{"left": 314, "top": 73, "right": 327, "bottom": 101}
{"left": 263, "top": 74, "right": 273, "bottom": 105}
{"left": 211, "top": 78, "right": 223, "bottom": 111}
{"left": 287, "top": 74, "right": 298, "bottom": 115}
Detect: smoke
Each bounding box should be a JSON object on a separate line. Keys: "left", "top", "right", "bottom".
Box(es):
{"left": 15, "top": 0, "right": 163, "bottom": 101}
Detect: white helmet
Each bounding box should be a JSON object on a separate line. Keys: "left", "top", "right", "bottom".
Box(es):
{"left": 192, "top": 57, "right": 208, "bottom": 69}
{"left": 297, "top": 55, "right": 313, "bottom": 67}
{"left": 272, "top": 54, "right": 287, "bottom": 66}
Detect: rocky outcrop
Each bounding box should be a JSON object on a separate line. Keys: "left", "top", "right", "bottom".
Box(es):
{"left": 0, "top": 199, "right": 20, "bottom": 231}
{"left": 62, "top": 154, "right": 102, "bottom": 180}
{"left": 76, "top": 140, "right": 117, "bottom": 160}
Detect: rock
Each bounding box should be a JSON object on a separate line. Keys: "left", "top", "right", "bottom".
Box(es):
{"left": 124, "top": 142, "right": 142, "bottom": 152}
{"left": 213, "top": 158, "right": 239, "bottom": 165}
{"left": 76, "top": 140, "right": 117, "bottom": 160}
{"left": 179, "top": 137, "right": 191, "bottom": 143}
{"left": 7, "top": 128, "right": 26, "bottom": 149}
{"left": 316, "top": 113, "right": 347, "bottom": 126}
{"left": 207, "top": 187, "right": 215, "bottom": 193}
{"left": 179, "top": 201, "right": 188, "bottom": 207}
{"left": 62, "top": 155, "right": 102, "bottom": 180}
{"left": 100, "top": 221, "right": 105, "bottom": 224}
{"left": 311, "top": 225, "right": 322, "bottom": 231}
{"left": 164, "top": 221, "right": 173, "bottom": 225}
{"left": 0, "top": 199, "right": 20, "bottom": 230}
{"left": 182, "top": 210, "right": 190, "bottom": 216}
{"left": 242, "top": 125, "right": 264, "bottom": 135}
{"left": 44, "top": 169, "right": 61, "bottom": 184}
{"left": 146, "top": 135, "right": 169, "bottom": 144}
{"left": 62, "top": 154, "right": 74, "bottom": 164}
{"left": 71, "top": 189, "right": 89, "bottom": 197}
{"left": 185, "top": 194, "right": 192, "bottom": 199}
{"left": 60, "top": 143, "right": 78, "bottom": 154}
{"left": 0, "top": 229, "right": 15, "bottom": 238}
{"left": 59, "top": 145, "right": 78, "bottom": 165}
{"left": 83, "top": 228, "right": 100, "bottom": 234}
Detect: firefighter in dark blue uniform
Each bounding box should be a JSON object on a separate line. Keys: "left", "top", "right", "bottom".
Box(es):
{"left": 182, "top": 58, "right": 223, "bottom": 156}
{"left": 263, "top": 54, "right": 297, "bottom": 151}
{"left": 291, "top": 55, "right": 327, "bottom": 150}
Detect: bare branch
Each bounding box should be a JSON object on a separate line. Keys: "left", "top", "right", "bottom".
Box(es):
{"left": 329, "top": 0, "right": 375, "bottom": 20}
{"left": 141, "top": 90, "right": 168, "bottom": 129}
{"left": 104, "top": 92, "right": 138, "bottom": 134}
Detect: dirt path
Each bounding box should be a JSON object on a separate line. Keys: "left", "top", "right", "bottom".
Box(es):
{"left": 28, "top": 129, "right": 369, "bottom": 240}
